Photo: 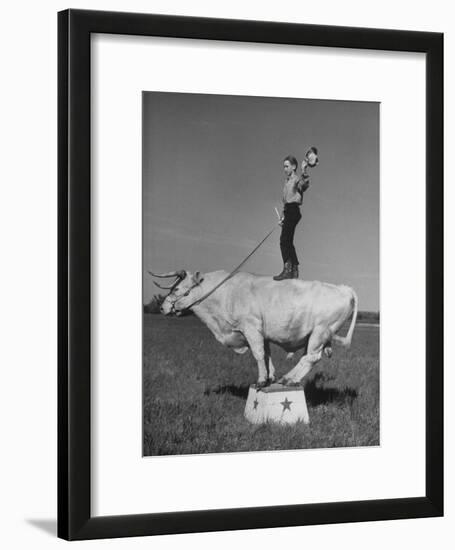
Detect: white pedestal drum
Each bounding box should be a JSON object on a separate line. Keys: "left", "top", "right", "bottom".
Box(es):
{"left": 244, "top": 383, "right": 310, "bottom": 425}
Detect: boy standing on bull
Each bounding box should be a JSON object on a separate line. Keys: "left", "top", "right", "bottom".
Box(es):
{"left": 273, "top": 147, "right": 318, "bottom": 281}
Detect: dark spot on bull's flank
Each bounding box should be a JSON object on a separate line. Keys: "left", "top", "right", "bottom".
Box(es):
{"left": 304, "top": 372, "right": 357, "bottom": 407}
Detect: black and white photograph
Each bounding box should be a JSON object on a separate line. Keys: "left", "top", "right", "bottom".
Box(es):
{"left": 0, "top": 0, "right": 448, "bottom": 545}
{"left": 143, "top": 91, "right": 380, "bottom": 456}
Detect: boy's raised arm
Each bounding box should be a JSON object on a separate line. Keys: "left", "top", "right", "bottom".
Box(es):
{"left": 297, "top": 161, "right": 311, "bottom": 193}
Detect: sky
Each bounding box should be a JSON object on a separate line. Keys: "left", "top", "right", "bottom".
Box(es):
{"left": 143, "top": 92, "right": 379, "bottom": 310}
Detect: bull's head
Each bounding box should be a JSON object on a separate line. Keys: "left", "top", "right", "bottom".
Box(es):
{"left": 148, "top": 269, "right": 205, "bottom": 316}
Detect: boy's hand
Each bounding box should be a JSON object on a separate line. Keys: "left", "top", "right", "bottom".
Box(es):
{"left": 278, "top": 216, "right": 284, "bottom": 226}
{"left": 301, "top": 160, "right": 308, "bottom": 172}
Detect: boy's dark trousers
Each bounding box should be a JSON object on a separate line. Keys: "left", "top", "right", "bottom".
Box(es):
{"left": 280, "top": 203, "right": 302, "bottom": 265}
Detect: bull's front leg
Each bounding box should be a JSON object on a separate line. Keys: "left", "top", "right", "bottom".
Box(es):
{"left": 242, "top": 325, "right": 268, "bottom": 389}
{"left": 264, "top": 340, "right": 276, "bottom": 384}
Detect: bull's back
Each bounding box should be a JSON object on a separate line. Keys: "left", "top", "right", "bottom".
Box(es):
{"left": 227, "top": 273, "right": 353, "bottom": 336}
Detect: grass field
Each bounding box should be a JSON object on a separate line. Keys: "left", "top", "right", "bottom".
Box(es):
{"left": 143, "top": 315, "right": 379, "bottom": 456}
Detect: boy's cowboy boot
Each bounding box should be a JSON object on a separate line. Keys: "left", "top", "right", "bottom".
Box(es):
{"left": 273, "top": 260, "right": 293, "bottom": 281}
{"left": 292, "top": 262, "right": 299, "bottom": 279}
{"left": 273, "top": 263, "right": 286, "bottom": 280}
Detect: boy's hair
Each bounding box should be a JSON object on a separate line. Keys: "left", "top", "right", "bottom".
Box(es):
{"left": 309, "top": 146, "right": 318, "bottom": 155}
{"left": 283, "top": 155, "right": 298, "bottom": 170}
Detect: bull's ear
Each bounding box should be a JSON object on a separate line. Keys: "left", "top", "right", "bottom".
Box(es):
{"left": 194, "top": 271, "right": 204, "bottom": 284}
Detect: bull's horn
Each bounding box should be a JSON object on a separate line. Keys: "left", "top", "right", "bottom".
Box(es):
{"left": 148, "top": 270, "right": 186, "bottom": 279}
{"left": 153, "top": 280, "right": 178, "bottom": 290}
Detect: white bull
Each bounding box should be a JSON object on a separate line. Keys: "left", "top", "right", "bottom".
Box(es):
{"left": 151, "top": 270, "right": 358, "bottom": 388}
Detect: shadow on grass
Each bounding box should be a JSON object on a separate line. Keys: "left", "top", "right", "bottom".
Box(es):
{"left": 205, "top": 374, "right": 358, "bottom": 409}
{"left": 305, "top": 372, "right": 358, "bottom": 407}
{"left": 204, "top": 384, "right": 250, "bottom": 399}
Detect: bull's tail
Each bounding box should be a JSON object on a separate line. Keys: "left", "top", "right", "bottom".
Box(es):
{"left": 332, "top": 288, "right": 358, "bottom": 349}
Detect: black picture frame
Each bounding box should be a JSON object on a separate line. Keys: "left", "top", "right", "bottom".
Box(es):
{"left": 58, "top": 8, "right": 443, "bottom": 541}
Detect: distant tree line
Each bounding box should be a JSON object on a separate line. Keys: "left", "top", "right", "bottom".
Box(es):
{"left": 143, "top": 294, "right": 165, "bottom": 314}
{"left": 357, "top": 310, "right": 380, "bottom": 323}
{"left": 144, "top": 295, "right": 379, "bottom": 322}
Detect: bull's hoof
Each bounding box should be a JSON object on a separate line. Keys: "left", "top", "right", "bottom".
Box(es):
{"left": 324, "top": 346, "right": 333, "bottom": 358}
{"left": 279, "top": 377, "right": 302, "bottom": 387}
{"left": 255, "top": 380, "right": 269, "bottom": 391}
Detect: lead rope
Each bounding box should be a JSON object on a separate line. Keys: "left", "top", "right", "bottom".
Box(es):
{"left": 183, "top": 223, "right": 279, "bottom": 310}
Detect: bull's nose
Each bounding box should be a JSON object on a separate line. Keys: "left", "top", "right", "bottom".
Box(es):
{"left": 160, "top": 306, "right": 164, "bottom": 313}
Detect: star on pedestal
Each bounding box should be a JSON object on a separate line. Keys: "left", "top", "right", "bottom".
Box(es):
{"left": 281, "top": 397, "right": 292, "bottom": 411}
{"left": 253, "top": 398, "right": 259, "bottom": 410}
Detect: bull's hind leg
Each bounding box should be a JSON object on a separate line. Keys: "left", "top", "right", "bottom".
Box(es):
{"left": 264, "top": 341, "right": 276, "bottom": 384}
{"left": 279, "top": 326, "right": 330, "bottom": 386}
